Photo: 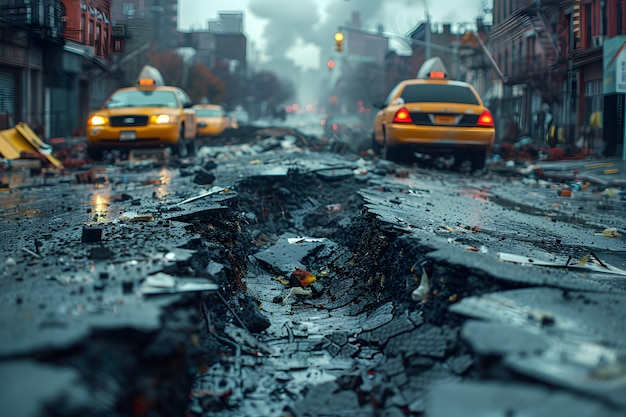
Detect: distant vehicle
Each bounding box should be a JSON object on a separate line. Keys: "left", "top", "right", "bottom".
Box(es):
{"left": 86, "top": 73, "right": 198, "bottom": 160}
{"left": 193, "top": 104, "right": 232, "bottom": 138}
{"left": 228, "top": 108, "right": 250, "bottom": 126}
{"left": 323, "top": 114, "right": 367, "bottom": 137}
{"left": 372, "top": 58, "right": 495, "bottom": 170}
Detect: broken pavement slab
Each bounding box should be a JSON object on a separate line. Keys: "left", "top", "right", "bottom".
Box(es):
{"left": 427, "top": 381, "right": 622, "bottom": 417}
{"left": 450, "top": 287, "right": 626, "bottom": 407}
{"left": 253, "top": 233, "right": 335, "bottom": 276}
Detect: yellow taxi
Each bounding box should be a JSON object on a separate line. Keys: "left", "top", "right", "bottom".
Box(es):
{"left": 192, "top": 104, "right": 231, "bottom": 138}
{"left": 372, "top": 59, "right": 495, "bottom": 170}
{"left": 86, "top": 78, "right": 198, "bottom": 160}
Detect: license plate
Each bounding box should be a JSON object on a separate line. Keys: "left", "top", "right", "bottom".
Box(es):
{"left": 120, "top": 131, "right": 136, "bottom": 141}
{"left": 435, "top": 115, "right": 455, "bottom": 125}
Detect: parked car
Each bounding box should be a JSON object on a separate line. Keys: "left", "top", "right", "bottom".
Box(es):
{"left": 192, "top": 104, "right": 231, "bottom": 138}
{"left": 86, "top": 77, "right": 198, "bottom": 160}
{"left": 372, "top": 65, "right": 495, "bottom": 170}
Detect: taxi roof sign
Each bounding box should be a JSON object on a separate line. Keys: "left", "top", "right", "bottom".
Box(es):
{"left": 416, "top": 56, "right": 449, "bottom": 79}
{"left": 138, "top": 78, "right": 157, "bottom": 86}
{"left": 136, "top": 65, "right": 165, "bottom": 86}
{"left": 429, "top": 71, "right": 446, "bottom": 79}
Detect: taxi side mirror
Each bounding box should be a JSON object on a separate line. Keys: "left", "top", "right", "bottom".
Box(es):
{"left": 372, "top": 100, "right": 385, "bottom": 109}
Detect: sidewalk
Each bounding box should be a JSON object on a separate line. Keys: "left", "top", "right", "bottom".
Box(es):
{"left": 534, "top": 156, "right": 626, "bottom": 188}
{"left": 490, "top": 155, "right": 626, "bottom": 189}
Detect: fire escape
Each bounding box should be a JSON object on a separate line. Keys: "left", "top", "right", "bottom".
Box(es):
{"left": 0, "top": 0, "right": 66, "bottom": 84}
{"left": 0, "top": 0, "right": 65, "bottom": 47}
{"left": 504, "top": 1, "right": 563, "bottom": 97}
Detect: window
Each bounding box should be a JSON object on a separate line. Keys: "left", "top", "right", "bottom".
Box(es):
{"left": 80, "top": 13, "right": 85, "bottom": 43}
{"left": 400, "top": 84, "right": 480, "bottom": 105}
{"left": 122, "top": 3, "right": 135, "bottom": 19}
{"left": 583, "top": 78, "right": 603, "bottom": 123}
{"left": 96, "top": 25, "right": 101, "bottom": 55}
{"left": 104, "top": 28, "right": 109, "bottom": 57}
{"left": 584, "top": 3, "right": 592, "bottom": 47}
{"left": 89, "top": 19, "right": 94, "bottom": 46}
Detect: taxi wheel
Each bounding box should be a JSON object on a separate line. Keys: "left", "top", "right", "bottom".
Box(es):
{"left": 371, "top": 132, "right": 382, "bottom": 155}
{"left": 382, "top": 131, "right": 402, "bottom": 162}
{"left": 171, "top": 126, "right": 189, "bottom": 158}
{"left": 469, "top": 149, "right": 487, "bottom": 171}
{"left": 186, "top": 137, "right": 198, "bottom": 156}
{"left": 87, "top": 147, "right": 104, "bottom": 161}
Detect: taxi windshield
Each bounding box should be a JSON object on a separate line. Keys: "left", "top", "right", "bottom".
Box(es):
{"left": 401, "top": 84, "right": 479, "bottom": 105}
{"left": 105, "top": 90, "right": 180, "bottom": 109}
{"left": 195, "top": 109, "right": 223, "bottom": 117}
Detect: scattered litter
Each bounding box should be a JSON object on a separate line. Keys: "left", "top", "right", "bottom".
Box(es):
{"left": 557, "top": 189, "right": 572, "bottom": 197}
{"left": 21, "top": 247, "right": 40, "bottom": 258}
{"left": 441, "top": 225, "right": 465, "bottom": 233}
{"left": 326, "top": 203, "right": 343, "bottom": 213}
{"left": 139, "top": 272, "right": 218, "bottom": 296}
{"left": 277, "top": 286, "right": 313, "bottom": 303}
{"left": 595, "top": 228, "right": 621, "bottom": 238}
{"left": 177, "top": 186, "right": 231, "bottom": 205}
{"left": 118, "top": 212, "right": 154, "bottom": 222}
{"left": 499, "top": 252, "right": 626, "bottom": 276}
{"left": 287, "top": 237, "right": 326, "bottom": 244}
{"left": 601, "top": 188, "right": 625, "bottom": 197}
{"left": 412, "top": 266, "right": 431, "bottom": 302}
{"left": 288, "top": 267, "right": 316, "bottom": 288}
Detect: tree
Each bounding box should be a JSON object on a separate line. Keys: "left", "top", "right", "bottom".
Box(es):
{"left": 149, "top": 50, "right": 184, "bottom": 86}
{"left": 185, "top": 63, "right": 226, "bottom": 104}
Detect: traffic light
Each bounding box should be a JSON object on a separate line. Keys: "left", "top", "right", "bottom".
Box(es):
{"left": 327, "top": 60, "right": 335, "bottom": 70}
{"left": 334, "top": 31, "right": 344, "bottom": 52}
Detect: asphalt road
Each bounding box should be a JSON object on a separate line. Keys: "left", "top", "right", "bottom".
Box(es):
{"left": 1, "top": 125, "right": 625, "bottom": 417}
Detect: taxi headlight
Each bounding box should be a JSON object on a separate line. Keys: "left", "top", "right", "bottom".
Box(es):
{"left": 89, "top": 115, "right": 107, "bottom": 126}
{"left": 153, "top": 114, "right": 179, "bottom": 124}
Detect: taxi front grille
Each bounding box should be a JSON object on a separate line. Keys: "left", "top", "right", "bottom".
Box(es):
{"left": 110, "top": 116, "right": 149, "bottom": 127}
{"left": 410, "top": 113, "right": 480, "bottom": 127}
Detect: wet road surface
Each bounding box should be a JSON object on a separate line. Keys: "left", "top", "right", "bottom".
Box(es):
{"left": 1, "top": 128, "right": 625, "bottom": 417}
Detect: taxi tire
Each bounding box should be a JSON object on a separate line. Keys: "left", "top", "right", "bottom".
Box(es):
{"left": 186, "top": 137, "right": 198, "bottom": 156}
{"left": 171, "top": 126, "right": 189, "bottom": 158}
{"left": 87, "top": 147, "right": 104, "bottom": 161}
{"left": 382, "top": 131, "right": 402, "bottom": 162}
{"left": 469, "top": 149, "right": 487, "bottom": 171}
{"left": 371, "top": 132, "right": 382, "bottom": 155}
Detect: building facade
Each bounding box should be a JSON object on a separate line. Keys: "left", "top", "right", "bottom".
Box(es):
{"left": 490, "top": 0, "right": 626, "bottom": 154}
{"left": 0, "top": 0, "right": 113, "bottom": 138}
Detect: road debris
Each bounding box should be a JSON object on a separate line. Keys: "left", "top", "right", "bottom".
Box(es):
{"left": 139, "top": 272, "right": 218, "bottom": 296}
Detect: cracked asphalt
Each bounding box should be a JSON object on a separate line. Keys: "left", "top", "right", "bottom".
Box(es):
{"left": 1, "top": 121, "right": 625, "bottom": 417}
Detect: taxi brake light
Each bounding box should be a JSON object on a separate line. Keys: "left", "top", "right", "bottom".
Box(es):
{"left": 429, "top": 71, "right": 446, "bottom": 79}
{"left": 138, "top": 78, "right": 156, "bottom": 86}
{"left": 476, "top": 110, "right": 494, "bottom": 127}
{"left": 393, "top": 107, "right": 412, "bottom": 123}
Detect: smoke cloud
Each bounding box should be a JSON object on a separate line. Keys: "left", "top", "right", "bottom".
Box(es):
{"left": 247, "top": 0, "right": 480, "bottom": 67}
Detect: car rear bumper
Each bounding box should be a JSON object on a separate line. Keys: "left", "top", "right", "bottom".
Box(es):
{"left": 197, "top": 126, "right": 225, "bottom": 137}
{"left": 87, "top": 125, "right": 179, "bottom": 148}
{"left": 387, "top": 124, "right": 495, "bottom": 149}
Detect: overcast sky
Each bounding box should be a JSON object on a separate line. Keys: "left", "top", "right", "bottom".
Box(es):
{"left": 178, "top": 0, "right": 490, "bottom": 70}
